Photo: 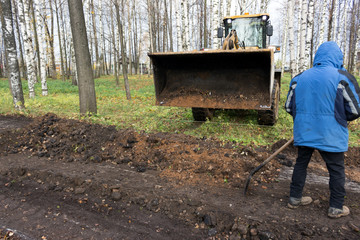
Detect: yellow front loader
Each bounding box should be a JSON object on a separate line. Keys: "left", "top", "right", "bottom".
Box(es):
{"left": 149, "top": 14, "right": 281, "bottom": 125}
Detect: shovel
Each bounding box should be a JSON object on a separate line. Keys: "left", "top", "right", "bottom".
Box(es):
{"left": 244, "top": 136, "right": 294, "bottom": 195}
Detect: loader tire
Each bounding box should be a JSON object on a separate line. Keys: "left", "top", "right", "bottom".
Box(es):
{"left": 257, "top": 81, "right": 280, "bottom": 126}
{"left": 192, "top": 108, "right": 215, "bottom": 122}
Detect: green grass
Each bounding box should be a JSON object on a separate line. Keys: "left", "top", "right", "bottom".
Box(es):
{"left": 0, "top": 73, "right": 359, "bottom": 147}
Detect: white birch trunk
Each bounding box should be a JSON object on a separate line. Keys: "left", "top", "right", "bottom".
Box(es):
{"left": 18, "top": 0, "right": 36, "bottom": 98}
{"left": 281, "top": 2, "right": 289, "bottom": 76}
{"left": 226, "top": 0, "right": 231, "bottom": 16}
{"left": 318, "top": 0, "right": 327, "bottom": 47}
{"left": 341, "top": 0, "right": 348, "bottom": 63}
{"left": 33, "top": 0, "right": 47, "bottom": 95}
{"left": 295, "top": 0, "right": 303, "bottom": 73}
{"left": 181, "top": 0, "right": 190, "bottom": 50}
{"left": 332, "top": 0, "right": 339, "bottom": 43}
{"left": 212, "top": 0, "right": 220, "bottom": 49}
{"left": 288, "top": 0, "right": 296, "bottom": 78}
{"left": 304, "top": 0, "right": 314, "bottom": 69}
{"left": 260, "top": 0, "right": 270, "bottom": 13}
{"left": 127, "top": 1, "right": 132, "bottom": 74}
{"left": 298, "top": 0, "right": 308, "bottom": 73}
{"left": 99, "top": 1, "right": 105, "bottom": 75}
{"left": 1, "top": 0, "right": 25, "bottom": 109}
{"left": 353, "top": 24, "right": 360, "bottom": 74}
{"left": 175, "top": 0, "right": 182, "bottom": 51}
{"left": 253, "top": 0, "right": 259, "bottom": 13}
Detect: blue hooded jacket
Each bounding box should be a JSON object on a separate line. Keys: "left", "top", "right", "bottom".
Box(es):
{"left": 285, "top": 41, "right": 360, "bottom": 152}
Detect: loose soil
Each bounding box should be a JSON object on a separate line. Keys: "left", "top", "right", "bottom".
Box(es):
{"left": 0, "top": 113, "right": 359, "bottom": 240}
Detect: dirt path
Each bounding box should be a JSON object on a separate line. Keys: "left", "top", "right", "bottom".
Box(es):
{"left": 0, "top": 114, "right": 359, "bottom": 239}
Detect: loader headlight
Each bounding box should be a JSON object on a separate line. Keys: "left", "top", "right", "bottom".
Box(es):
{"left": 262, "top": 15, "right": 269, "bottom": 21}
{"left": 227, "top": 19, "right": 232, "bottom": 24}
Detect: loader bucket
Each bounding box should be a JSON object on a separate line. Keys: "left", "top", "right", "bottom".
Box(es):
{"left": 149, "top": 49, "right": 274, "bottom": 110}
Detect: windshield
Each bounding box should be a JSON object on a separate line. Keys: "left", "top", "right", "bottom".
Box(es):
{"left": 226, "top": 17, "right": 265, "bottom": 48}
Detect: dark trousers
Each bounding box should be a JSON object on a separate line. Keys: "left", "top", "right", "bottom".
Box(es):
{"left": 290, "top": 146, "right": 345, "bottom": 209}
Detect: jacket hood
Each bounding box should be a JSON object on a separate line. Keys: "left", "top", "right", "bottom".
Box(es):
{"left": 313, "top": 41, "right": 343, "bottom": 69}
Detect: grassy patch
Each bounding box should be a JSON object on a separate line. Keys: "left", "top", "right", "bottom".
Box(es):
{"left": 0, "top": 73, "right": 359, "bottom": 147}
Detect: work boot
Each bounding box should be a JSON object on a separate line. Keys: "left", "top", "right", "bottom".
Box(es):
{"left": 328, "top": 206, "right": 350, "bottom": 218}
{"left": 287, "top": 196, "right": 313, "bottom": 209}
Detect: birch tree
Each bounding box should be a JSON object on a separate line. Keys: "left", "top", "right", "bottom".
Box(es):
{"left": 332, "top": 0, "right": 339, "bottom": 44}
{"left": 212, "top": 0, "right": 220, "bottom": 49}
{"left": 0, "top": 0, "right": 25, "bottom": 109}
{"left": 298, "top": 0, "right": 307, "bottom": 73}
{"left": 288, "top": 0, "right": 296, "bottom": 78}
{"left": 175, "top": 0, "right": 182, "bottom": 51}
{"left": 318, "top": 0, "right": 327, "bottom": 47}
{"left": 68, "top": 0, "right": 97, "bottom": 114}
{"left": 33, "top": 0, "right": 48, "bottom": 95}
{"left": 304, "top": 0, "right": 314, "bottom": 69}
{"left": 340, "top": 0, "right": 348, "bottom": 62}
{"left": 181, "top": 0, "right": 190, "bottom": 50}
{"left": 18, "top": 0, "right": 37, "bottom": 98}
{"left": 11, "top": 0, "right": 25, "bottom": 78}
{"left": 328, "top": 0, "right": 335, "bottom": 41}
{"left": 226, "top": 0, "right": 231, "bottom": 16}
{"left": 281, "top": 1, "right": 289, "bottom": 76}
{"left": 114, "top": 0, "right": 131, "bottom": 100}
{"left": 110, "top": 4, "right": 120, "bottom": 86}
{"left": 90, "top": 0, "right": 100, "bottom": 78}
{"left": 260, "top": 0, "right": 269, "bottom": 13}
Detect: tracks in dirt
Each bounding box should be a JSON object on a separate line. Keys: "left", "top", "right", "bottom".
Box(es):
{"left": 0, "top": 154, "right": 206, "bottom": 239}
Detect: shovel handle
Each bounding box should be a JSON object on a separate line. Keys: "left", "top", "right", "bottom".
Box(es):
{"left": 244, "top": 136, "right": 294, "bottom": 195}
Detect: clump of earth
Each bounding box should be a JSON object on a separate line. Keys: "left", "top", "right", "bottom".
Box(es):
{"left": 0, "top": 113, "right": 359, "bottom": 239}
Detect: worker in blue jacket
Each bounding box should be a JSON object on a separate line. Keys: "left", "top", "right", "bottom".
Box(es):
{"left": 285, "top": 41, "right": 360, "bottom": 218}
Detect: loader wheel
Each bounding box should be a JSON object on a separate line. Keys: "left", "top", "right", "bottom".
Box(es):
{"left": 192, "top": 108, "right": 215, "bottom": 122}
{"left": 257, "top": 81, "right": 280, "bottom": 126}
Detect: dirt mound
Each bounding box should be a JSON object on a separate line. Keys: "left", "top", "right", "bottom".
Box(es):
{"left": 1, "top": 113, "right": 281, "bottom": 187}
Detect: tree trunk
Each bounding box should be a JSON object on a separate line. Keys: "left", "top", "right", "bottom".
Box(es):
{"left": 226, "top": 0, "right": 231, "bottom": 15}
{"left": 304, "top": 0, "right": 314, "bottom": 69}
{"left": 328, "top": 0, "right": 335, "bottom": 41}
{"left": 127, "top": 1, "right": 132, "bottom": 75}
{"left": 175, "top": 0, "right": 182, "bottom": 51}
{"left": 68, "top": 0, "right": 97, "bottom": 114}
{"left": 110, "top": 4, "right": 120, "bottom": 87}
{"left": 115, "top": 0, "right": 131, "bottom": 100}
{"left": 12, "top": 0, "right": 25, "bottom": 78}
{"left": 204, "top": 0, "right": 207, "bottom": 48}
{"left": 0, "top": 0, "right": 25, "bottom": 109}
{"left": 351, "top": 1, "right": 360, "bottom": 74}
{"left": 60, "top": 2, "right": 69, "bottom": 79}
{"left": 332, "top": 0, "right": 339, "bottom": 44}
{"left": 70, "top": 37, "right": 77, "bottom": 86}
{"left": 99, "top": 0, "right": 106, "bottom": 75}
{"left": 168, "top": 0, "right": 173, "bottom": 51}
{"left": 181, "top": 0, "right": 190, "bottom": 50}
{"left": 33, "top": 0, "right": 47, "bottom": 95}
{"left": 288, "top": 0, "right": 296, "bottom": 78}
{"left": 318, "top": 0, "right": 327, "bottom": 47}
{"left": 48, "top": 0, "right": 57, "bottom": 79}
{"left": 341, "top": 0, "right": 348, "bottom": 64}
{"left": 298, "top": 0, "right": 307, "bottom": 73}
{"left": 90, "top": 0, "right": 100, "bottom": 78}
{"left": 147, "top": 0, "right": 155, "bottom": 53}
{"left": 281, "top": 1, "right": 289, "bottom": 76}
{"left": 30, "top": 0, "right": 40, "bottom": 79}
{"left": 211, "top": 0, "right": 220, "bottom": 49}
{"left": 18, "top": 0, "right": 37, "bottom": 98}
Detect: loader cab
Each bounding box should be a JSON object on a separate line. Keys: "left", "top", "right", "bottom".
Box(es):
{"left": 222, "top": 13, "right": 272, "bottom": 49}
